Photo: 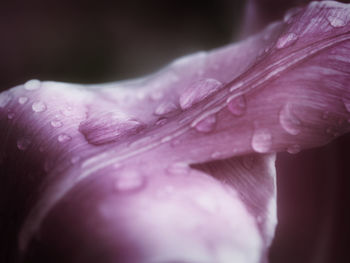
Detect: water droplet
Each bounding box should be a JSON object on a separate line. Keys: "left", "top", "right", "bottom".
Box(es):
{"left": 115, "top": 171, "right": 145, "bottom": 192}
{"left": 276, "top": 33, "right": 298, "bottom": 49}
{"left": 287, "top": 144, "right": 301, "bottom": 154}
{"left": 79, "top": 111, "right": 144, "bottom": 145}
{"left": 193, "top": 114, "right": 216, "bottom": 133}
{"left": 327, "top": 15, "right": 346, "bottom": 28}
{"left": 24, "top": 79, "right": 41, "bottom": 90}
{"left": 18, "top": 96, "right": 29, "bottom": 105}
{"left": 17, "top": 138, "right": 31, "bottom": 151}
{"left": 279, "top": 104, "right": 301, "bottom": 135}
{"left": 154, "top": 101, "right": 177, "bottom": 115}
{"left": 32, "top": 101, "right": 47, "bottom": 113}
{"left": 0, "top": 93, "right": 12, "bottom": 108}
{"left": 167, "top": 162, "right": 190, "bottom": 175}
{"left": 7, "top": 111, "right": 15, "bottom": 120}
{"left": 179, "top": 78, "right": 223, "bottom": 110}
{"left": 57, "top": 134, "right": 72, "bottom": 143}
{"left": 70, "top": 156, "right": 81, "bottom": 164}
{"left": 251, "top": 128, "right": 272, "bottom": 153}
{"left": 50, "top": 120, "right": 63, "bottom": 128}
{"left": 227, "top": 95, "right": 247, "bottom": 116}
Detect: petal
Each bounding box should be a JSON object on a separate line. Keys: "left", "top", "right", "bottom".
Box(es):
{"left": 22, "top": 154, "right": 275, "bottom": 263}
{"left": 1, "top": 1, "right": 350, "bottom": 262}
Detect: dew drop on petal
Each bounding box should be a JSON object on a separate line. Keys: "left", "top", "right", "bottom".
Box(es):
{"left": 115, "top": 171, "right": 145, "bottom": 192}
{"left": 24, "top": 79, "right": 41, "bottom": 91}
{"left": 18, "top": 96, "right": 29, "bottom": 105}
{"left": 227, "top": 95, "right": 247, "bottom": 116}
{"left": 17, "top": 138, "right": 31, "bottom": 151}
{"left": 193, "top": 114, "right": 217, "bottom": 133}
{"left": 251, "top": 128, "right": 272, "bottom": 153}
{"left": 57, "top": 134, "right": 72, "bottom": 143}
{"left": 50, "top": 120, "right": 63, "bottom": 128}
{"left": 32, "top": 101, "right": 47, "bottom": 113}
{"left": 154, "top": 101, "right": 177, "bottom": 115}
{"left": 0, "top": 93, "right": 12, "bottom": 108}
{"left": 279, "top": 104, "right": 301, "bottom": 135}
{"left": 79, "top": 111, "right": 144, "bottom": 145}
{"left": 276, "top": 33, "right": 298, "bottom": 49}
{"left": 287, "top": 144, "right": 301, "bottom": 154}
{"left": 327, "top": 16, "right": 346, "bottom": 28}
{"left": 179, "top": 78, "right": 223, "bottom": 110}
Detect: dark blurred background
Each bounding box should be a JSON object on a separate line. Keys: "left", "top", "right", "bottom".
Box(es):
{"left": 1, "top": 1, "right": 350, "bottom": 263}
{"left": 0, "top": 0, "right": 243, "bottom": 88}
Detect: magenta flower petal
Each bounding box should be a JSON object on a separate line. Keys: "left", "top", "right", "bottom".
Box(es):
{"left": 1, "top": 1, "right": 350, "bottom": 262}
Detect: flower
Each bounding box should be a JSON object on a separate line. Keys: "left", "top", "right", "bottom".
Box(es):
{"left": 0, "top": 1, "right": 349, "bottom": 262}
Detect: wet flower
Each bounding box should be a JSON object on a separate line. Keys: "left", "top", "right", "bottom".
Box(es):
{"left": 1, "top": 1, "right": 350, "bottom": 262}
